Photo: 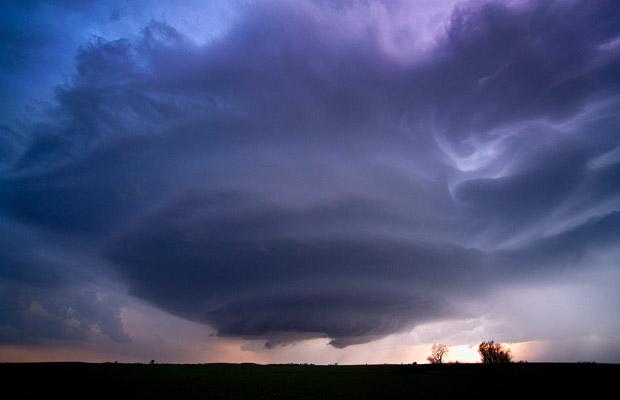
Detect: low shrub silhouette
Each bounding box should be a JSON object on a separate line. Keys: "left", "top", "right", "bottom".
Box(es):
{"left": 478, "top": 341, "right": 512, "bottom": 363}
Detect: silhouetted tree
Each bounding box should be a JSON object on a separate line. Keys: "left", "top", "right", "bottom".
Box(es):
{"left": 427, "top": 344, "right": 448, "bottom": 364}
{"left": 478, "top": 341, "right": 512, "bottom": 363}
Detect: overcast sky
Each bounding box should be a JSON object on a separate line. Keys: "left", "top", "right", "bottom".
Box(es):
{"left": 1, "top": 0, "right": 619, "bottom": 363}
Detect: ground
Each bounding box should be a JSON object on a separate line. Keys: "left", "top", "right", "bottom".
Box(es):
{"left": 2, "top": 362, "right": 617, "bottom": 399}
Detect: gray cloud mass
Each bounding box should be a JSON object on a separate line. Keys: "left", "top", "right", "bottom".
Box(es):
{"left": 1, "top": 0, "right": 619, "bottom": 350}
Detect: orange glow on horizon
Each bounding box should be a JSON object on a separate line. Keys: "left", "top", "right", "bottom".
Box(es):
{"left": 444, "top": 344, "right": 480, "bottom": 363}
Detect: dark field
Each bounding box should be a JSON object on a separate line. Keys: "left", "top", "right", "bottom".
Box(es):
{"left": 2, "top": 362, "right": 617, "bottom": 399}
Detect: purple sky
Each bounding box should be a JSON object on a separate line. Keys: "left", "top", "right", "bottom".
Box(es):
{"left": 1, "top": 0, "right": 619, "bottom": 363}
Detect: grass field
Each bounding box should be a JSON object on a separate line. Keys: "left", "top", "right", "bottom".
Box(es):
{"left": 2, "top": 362, "right": 617, "bottom": 399}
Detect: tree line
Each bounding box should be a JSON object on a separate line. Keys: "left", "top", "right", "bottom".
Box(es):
{"left": 426, "top": 341, "right": 512, "bottom": 364}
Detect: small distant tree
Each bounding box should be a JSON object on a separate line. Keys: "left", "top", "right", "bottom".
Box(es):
{"left": 427, "top": 344, "right": 449, "bottom": 364}
{"left": 478, "top": 341, "right": 512, "bottom": 364}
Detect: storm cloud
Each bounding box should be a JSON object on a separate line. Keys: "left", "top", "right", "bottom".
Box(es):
{"left": 1, "top": 0, "right": 619, "bottom": 354}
